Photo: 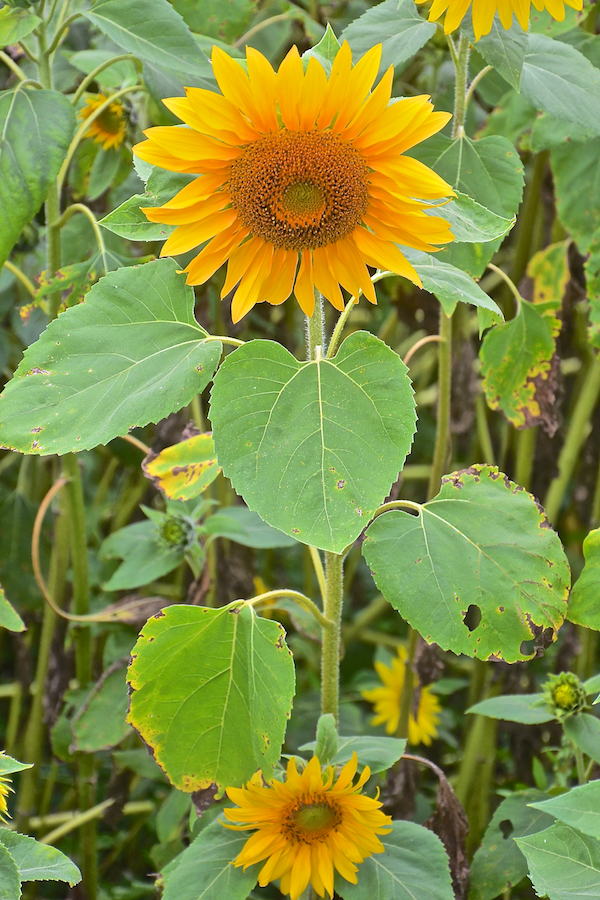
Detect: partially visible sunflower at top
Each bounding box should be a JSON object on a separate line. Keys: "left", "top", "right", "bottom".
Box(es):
{"left": 79, "top": 94, "right": 128, "bottom": 151}
{"left": 427, "top": 0, "right": 582, "bottom": 41}
{"left": 133, "top": 42, "right": 454, "bottom": 323}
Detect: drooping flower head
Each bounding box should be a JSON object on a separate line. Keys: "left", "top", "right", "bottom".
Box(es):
{"left": 79, "top": 94, "right": 128, "bottom": 150}
{"left": 428, "top": 0, "right": 582, "bottom": 41}
{"left": 134, "top": 42, "right": 454, "bottom": 323}
{"left": 224, "top": 753, "right": 392, "bottom": 900}
{"left": 362, "top": 645, "right": 441, "bottom": 745}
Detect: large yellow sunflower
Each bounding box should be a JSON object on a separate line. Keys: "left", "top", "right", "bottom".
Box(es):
{"left": 362, "top": 645, "right": 441, "bottom": 746}
{"left": 133, "top": 42, "right": 454, "bottom": 323}
{"left": 79, "top": 94, "right": 128, "bottom": 150}
{"left": 428, "top": 0, "right": 582, "bottom": 40}
{"left": 224, "top": 753, "right": 392, "bottom": 900}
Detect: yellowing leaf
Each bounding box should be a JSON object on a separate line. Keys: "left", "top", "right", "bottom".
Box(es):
{"left": 143, "top": 432, "right": 220, "bottom": 501}
{"left": 527, "top": 240, "right": 570, "bottom": 305}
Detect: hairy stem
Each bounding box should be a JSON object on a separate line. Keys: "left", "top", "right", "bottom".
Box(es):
{"left": 307, "top": 291, "right": 325, "bottom": 360}
{"left": 428, "top": 311, "right": 452, "bottom": 499}
{"left": 321, "top": 552, "right": 344, "bottom": 722}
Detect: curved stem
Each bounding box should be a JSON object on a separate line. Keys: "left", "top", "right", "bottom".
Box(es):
{"left": 0, "top": 51, "right": 28, "bottom": 82}
{"left": 56, "top": 85, "right": 145, "bottom": 195}
{"left": 2, "top": 261, "right": 36, "bottom": 299}
{"left": 54, "top": 204, "right": 108, "bottom": 272}
{"left": 327, "top": 296, "right": 358, "bottom": 359}
{"left": 487, "top": 262, "right": 522, "bottom": 314}
{"left": 428, "top": 311, "right": 452, "bottom": 499}
{"left": 72, "top": 53, "right": 141, "bottom": 105}
{"left": 120, "top": 433, "right": 150, "bottom": 455}
{"left": 246, "top": 589, "right": 333, "bottom": 631}
{"left": 465, "top": 65, "right": 493, "bottom": 108}
{"left": 234, "top": 13, "right": 291, "bottom": 48}
{"left": 403, "top": 334, "right": 442, "bottom": 367}
{"left": 373, "top": 498, "right": 422, "bottom": 518}
{"left": 309, "top": 546, "right": 327, "bottom": 604}
{"left": 203, "top": 335, "right": 245, "bottom": 347}
{"left": 46, "top": 12, "right": 82, "bottom": 55}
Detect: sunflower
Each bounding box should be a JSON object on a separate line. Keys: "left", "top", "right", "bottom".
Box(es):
{"left": 428, "top": 0, "right": 582, "bottom": 40}
{"left": 0, "top": 773, "right": 12, "bottom": 823}
{"left": 133, "top": 42, "right": 454, "bottom": 323}
{"left": 224, "top": 753, "right": 392, "bottom": 900}
{"left": 362, "top": 646, "right": 441, "bottom": 746}
{"left": 79, "top": 94, "right": 128, "bottom": 150}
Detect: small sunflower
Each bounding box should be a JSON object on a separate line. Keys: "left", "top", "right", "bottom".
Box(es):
{"left": 79, "top": 94, "right": 128, "bottom": 150}
{"left": 224, "top": 753, "right": 392, "bottom": 900}
{"left": 362, "top": 646, "right": 441, "bottom": 746}
{"left": 133, "top": 42, "right": 454, "bottom": 323}
{"left": 428, "top": 0, "right": 582, "bottom": 40}
{"left": 0, "top": 773, "right": 13, "bottom": 823}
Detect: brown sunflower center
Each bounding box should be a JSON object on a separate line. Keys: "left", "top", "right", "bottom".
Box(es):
{"left": 282, "top": 796, "right": 342, "bottom": 844}
{"left": 98, "top": 104, "right": 124, "bottom": 135}
{"left": 228, "top": 129, "right": 369, "bottom": 251}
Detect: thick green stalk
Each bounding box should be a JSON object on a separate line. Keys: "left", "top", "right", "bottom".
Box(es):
{"left": 307, "top": 291, "right": 325, "bottom": 360}
{"left": 396, "top": 627, "right": 419, "bottom": 740}
{"left": 544, "top": 356, "right": 600, "bottom": 525}
{"left": 511, "top": 152, "right": 548, "bottom": 288}
{"left": 515, "top": 426, "right": 537, "bottom": 490}
{"left": 321, "top": 552, "right": 344, "bottom": 722}
{"left": 451, "top": 34, "right": 470, "bottom": 137}
{"left": 428, "top": 311, "right": 452, "bottom": 499}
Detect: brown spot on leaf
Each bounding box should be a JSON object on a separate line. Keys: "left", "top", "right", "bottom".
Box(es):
{"left": 31, "top": 426, "right": 43, "bottom": 434}
{"left": 336, "top": 480, "right": 345, "bottom": 490}
{"left": 27, "top": 367, "right": 50, "bottom": 376}
{"left": 191, "top": 783, "right": 218, "bottom": 818}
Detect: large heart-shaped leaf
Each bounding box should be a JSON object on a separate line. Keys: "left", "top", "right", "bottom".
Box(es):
{"left": 362, "top": 466, "right": 570, "bottom": 662}
{"left": 210, "top": 332, "right": 416, "bottom": 553}
{"left": 516, "top": 823, "right": 600, "bottom": 900}
{"left": 0, "top": 259, "right": 222, "bottom": 455}
{"left": 529, "top": 783, "right": 600, "bottom": 841}
{"left": 0, "top": 87, "right": 75, "bottom": 269}
{"left": 127, "top": 604, "right": 295, "bottom": 793}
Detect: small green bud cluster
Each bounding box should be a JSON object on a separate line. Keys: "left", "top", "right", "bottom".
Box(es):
{"left": 543, "top": 672, "right": 588, "bottom": 720}
{"left": 158, "top": 514, "right": 195, "bottom": 551}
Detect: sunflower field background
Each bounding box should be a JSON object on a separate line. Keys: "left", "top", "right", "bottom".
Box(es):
{"left": 1, "top": 0, "right": 600, "bottom": 898}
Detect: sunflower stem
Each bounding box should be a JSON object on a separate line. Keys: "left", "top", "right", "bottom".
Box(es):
{"left": 428, "top": 310, "right": 452, "bottom": 499}
{"left": 307, "top": 290, "right": 325, "bottom": 360}
{"left": 321, "top": 552, "right": 344, "bottom": 723}
{"left": 396, "top": 627, "right": 419, "bottom": 740}
{"left": 451, "top": 34, "right": 470, "bottom": 137}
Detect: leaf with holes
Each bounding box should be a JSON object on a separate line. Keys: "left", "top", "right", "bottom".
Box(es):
{"left": 127, "top": 603, "right": 295, "bottom": 793}
{"left": 362, "top": 466, "right": 570, "bottom": 662}
{"left": 210, "top": 332, "right": 416, "bottom": 553}
{"left": 0, "top": 259, "right": 222, "bottom": 455}
{"left": 469, "top": 790, "right": 554, "bottom": 900}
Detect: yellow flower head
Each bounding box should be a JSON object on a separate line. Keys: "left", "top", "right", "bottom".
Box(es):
{"left": 362, "top": 645, "right": 441, "bottom": 746}
{"left": 134, "top": 42, "right": 454, "bottom": 323}
{"left": 428, "top": 0, "right": 582, "bottom": 41}
{"left": 0, "top": 774, "right": 13, "bottom": 823}
{"left": 79, "top": 94, "right": 128, "bottom": 150}
{"left": 224, "top": 753, "right": 392, "bottom": 900}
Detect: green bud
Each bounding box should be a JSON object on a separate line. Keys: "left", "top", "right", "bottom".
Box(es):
{"left": 543, "top": 672, "right": 588, "bottom": 720}
{"left": 158, "top": 514, "right": 194, "bottom": 550}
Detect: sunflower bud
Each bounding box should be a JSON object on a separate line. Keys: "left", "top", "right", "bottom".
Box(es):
{"left": 158, "top": 514, "right": 194, "bottom": 551}
{"left": 543, "top": 672, "right": 588, "bottom": 720}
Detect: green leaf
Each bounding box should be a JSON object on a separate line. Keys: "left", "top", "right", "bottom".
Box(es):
{"left": 516, "top": 822, "right": 600, "bottom": 900}
{"left": 563, "top": 714, "right": 600, "bottom": 766}
{"left": 401, "top": 248, "right": 503, "bottom": 318}
{"left": 173, "top": 0, "right": 257, "bottom": 44}
{"left": 0, "top": 7, "right": 41, "bottom": 46}
{"left": 303, "top": 23, "right": 341, "bottom": 71}
{"left": 0, "top": 585, "right": 25, "bottom": 633}
{"left": 480, "top": 298, "right": 561, "bottom": 432}
{"left": 300, "top": 735, "right": 406, "bottom": 774}
{"left": 100, "top": 520, "right": 185, "bottom": 591}
{"left": 529, "top": 2, "right": 589, "bottom": 35}
{"left": 469, "top": 790, "right": 555, "bottom": 900}
{"left": 313, "top": 714, "right": 338, "bottom": 766}
{"left": 161, "top": 820, "right": 259, "bottom": 900}
{"left": 0, "top": 259, "right": 222, "bottom": 455}
{"left": 568, "top": 527, "right": 600, "bottom": 630}
{"left": 204, "top": 507, "right": 298, "bottom": 549}
{"left": 335, "top": 820, "right": 453, "bottom": 900}
{"left": 0, "top": 754, "right": 32, "bottom": 777}
{"left": 411, "top": 134, "right": 524, "bottom": 277}
{"left": 529, "top": 783, "right": 600, "bottom": 841}
{"left": 0, "top": 87, "right": 75, "bottom": 269}
{"left": 432, "top": 192, "right": 515, "bottom": 243}
{"left": 84, "top": 0, "right": 211, "bottom": 81}
{"left": 71, "top": 667, "right": 131, "bottom": 753}
{"left": 461, "top": 15, "right": 527, "bottom": 91}
{"left": 362, "top": 465, "right": 570, "bottom": 662}
{"left": 0, "top": 843, "right": 20, "bottom": 900}
{"left": 552, "top": 138, "right": 600, "bottom": 255}
{"left": 530, "top": 113, "right": 597, "bottom": 153}
{"left": 143, "top": 433, "right": 221, "bottom": 502}
{"left": 584, "top": 674, "right": 600, "bottom": 695}
{"left": 210, "top": 332, "right": 416, "bottom": 554}
{"left": 0, "top": 830, "right": 81, "bottom": 886}
{"left": 520, "top": 35, "right": 600, "bottom": 134}
{"left": 99, "top": 169, "right": 193, "bottom": 241}
{"left": 467, "top": 694, "right": 554, "bottom": 724}
{"left": 127, "top": 603, "right": 295, "bottom": 792}
{"left": 341, "top": 0, "right": 436, "bottom": 73}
